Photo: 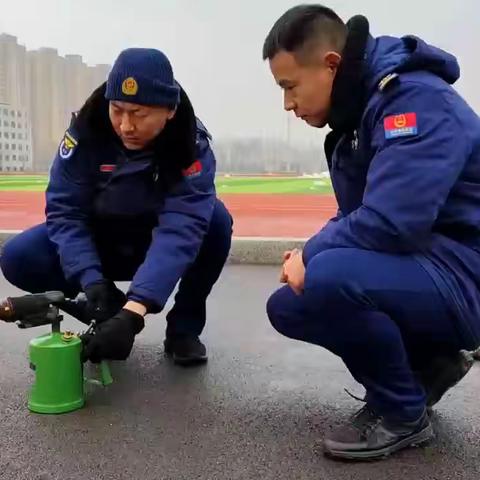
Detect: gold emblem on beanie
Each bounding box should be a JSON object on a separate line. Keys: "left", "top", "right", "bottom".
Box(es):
{"left": 122, "top": 77, "right": 138, "bottom": 95}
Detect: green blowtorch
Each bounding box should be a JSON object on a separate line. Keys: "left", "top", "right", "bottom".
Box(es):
{"left": 0, "top": 291, "right": 113, "bottom": 414}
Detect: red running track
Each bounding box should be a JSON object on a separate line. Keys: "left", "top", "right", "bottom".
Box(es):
{"left": 0, "top": 191, "right": 338, "bottom": 238}
{"left": 221, "top": 194, "right": 337, "bottom": 237}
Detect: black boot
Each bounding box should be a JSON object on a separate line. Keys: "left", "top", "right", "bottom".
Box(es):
{"left": 164, "top": 335, "right": 208, "bottom": 366}
{"left": 323, "top": 406, "right": 433, "bottom": 461}
{"left": 416, "top": 350, "right": 474, "bottom": 408}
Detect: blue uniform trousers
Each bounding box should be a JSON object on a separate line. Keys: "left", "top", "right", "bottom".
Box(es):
{"left": 267, "top": 248, "right": 473, "bottom": 421}
{"left": 0, "top": 199, "right": 232, "bottom": 337}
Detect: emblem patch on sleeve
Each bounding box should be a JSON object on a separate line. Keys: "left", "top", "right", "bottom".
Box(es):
{"left": 59, "top": 131, "right": 78, "bottom": 159}
{"left": 384, "top": 113, "right": 418, "bottom": 139}
{"left": 182, "top": 160, "right": 202, "bottom": 179}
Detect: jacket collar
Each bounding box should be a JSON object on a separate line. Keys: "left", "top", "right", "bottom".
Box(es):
{"left": 327, "top": 15, "right": 370, "bottom": 135}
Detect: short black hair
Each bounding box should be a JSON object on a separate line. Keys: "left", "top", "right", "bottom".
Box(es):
{"left": 262, "top": 4, "right": 347, "bottom": 62}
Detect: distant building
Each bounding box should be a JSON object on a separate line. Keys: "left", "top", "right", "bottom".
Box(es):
{"left": 28, "top": 47, "right": 66, "bottom": 172}
{"left": 0, "top": 103, "right": 33, "bottom": 172}
{"left": 0, "top": 34, "right": 29, "bottom": 109}
{"left": 89, "top": 64, "right": 110, "bottom": 90}
{"left": 0, "top": 33, "right": 111, "bottom": 172}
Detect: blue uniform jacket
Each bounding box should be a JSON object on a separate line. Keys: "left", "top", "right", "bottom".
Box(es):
{"left": 303, "top": 35, "right": 480, "bottom": 349}
{"left": 46, "top": 118, "right": 216, "bottom": 312}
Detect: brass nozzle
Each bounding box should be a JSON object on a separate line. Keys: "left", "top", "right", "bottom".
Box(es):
{"left": 0, "top": 299, "right": 15, "bottom": 321}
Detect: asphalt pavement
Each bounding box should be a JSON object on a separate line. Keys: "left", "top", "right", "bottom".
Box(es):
{"left": 0, "top": 265, "right": 478, "bottom": 480}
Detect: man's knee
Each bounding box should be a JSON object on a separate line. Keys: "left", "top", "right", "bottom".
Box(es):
{"left": 266, "top": 286, "right": 299, "bottom": 337}
{"left": 304, "top": 249, "right": 365, "bottom": 308}
{"left": 202, "top": 199, "right": 233, "bottom": 259}
{"left": 0, "top": 224, "right": 56, "bottom": 290}
{"left": 1, "top": 233, "right": 28, "bottom": 286}
{"left": 268, "top": 250, "right": 361, "bottom": 332}
{"left": 266, "top": 288, "right": 283, "bottom": 333}
{"left": 211, "top": 200, "right": 233, "bottom": 240}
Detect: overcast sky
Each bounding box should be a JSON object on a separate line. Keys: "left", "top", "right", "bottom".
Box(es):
{"left": 1, "top": 0, "right": 479, "bottom": 145}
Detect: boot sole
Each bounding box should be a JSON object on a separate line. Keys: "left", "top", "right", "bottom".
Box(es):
{"left": 324, "top": 423, "right": 434, "bottom": 461}
{"left": 164, "top": 348, "right": 208, "bottom": 366}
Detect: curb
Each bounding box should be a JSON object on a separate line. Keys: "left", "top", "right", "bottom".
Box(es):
{"left": 0, "top": 230, "right": 306, "bottom": 266}
{"left": 228, "top": 236, "right": 307, "bottom": 265}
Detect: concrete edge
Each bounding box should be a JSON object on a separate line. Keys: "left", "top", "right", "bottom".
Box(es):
{"left": 228, "top": 236, "right": 307, "bottom": 265}
{"left": 0, "top": 230, "right": 306, "bottom": 266}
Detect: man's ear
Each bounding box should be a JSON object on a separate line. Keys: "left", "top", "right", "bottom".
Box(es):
{"left": 167, "top": 107, "right": 177, "bottom": 121}
{"left": 324, "top": 51, "right": 342, "bottom": 73}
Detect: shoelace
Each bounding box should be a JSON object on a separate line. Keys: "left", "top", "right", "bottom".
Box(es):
{"left": 345, "top": 388, "right": 384, "bottom": 435}
{"left": 363, "top": 415, "right": 384, "bottom": 435}
{"left": 344, "top": 388, "right": 366, "bottom": 403}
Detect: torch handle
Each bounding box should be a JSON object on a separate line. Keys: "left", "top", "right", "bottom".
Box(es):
{"left": 99, "top": 361, "right": 113, "bottom": 386}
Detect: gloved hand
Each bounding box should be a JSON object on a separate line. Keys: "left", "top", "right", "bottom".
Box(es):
{"left": 81, "top": 309, "right": 145, "bottom": 363}
{"left": 84, "top": 279, "right": 126, "bottom": 322}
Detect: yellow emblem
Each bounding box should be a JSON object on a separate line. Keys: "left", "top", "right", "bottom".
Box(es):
{"left": 393, "top": 114, "right": 407, "bottom": 128}
{"left": 59, "top": 131, "right": 78, "bottom": 159}
{"left": 64, "top": 136, "right": 76, "bottom": 149}
{"left": 122, "top": 77, "right": 138, "bottom": 95}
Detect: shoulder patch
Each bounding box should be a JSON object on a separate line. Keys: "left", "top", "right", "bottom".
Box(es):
{"left": 384, "top": 113, "right": 418, "bottom": 139}
{"left": 59, "top": 131, "right": 78, "bottom": 159}
{"left": 378, "top": 73, "right": 399, "bottom": 92}
{"left": 182, "top": 160, "right": 202, "bottom": 180}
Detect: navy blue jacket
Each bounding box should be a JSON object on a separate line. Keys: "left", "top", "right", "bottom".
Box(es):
{"left": 303, "top": 35, "right": 480, "bottom": 349}
{"left": 46, "top": 117, "right": 216, "bottom": 312}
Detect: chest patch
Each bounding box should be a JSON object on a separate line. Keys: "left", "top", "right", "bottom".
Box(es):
{"left": 384, "top": 113, "right": 418, "bottom": 139}
{"left": 182, "top": 160, "right": 202, "bottom": 179}
{"left": 99, "top": 164, "right": 116, "bottom": 173}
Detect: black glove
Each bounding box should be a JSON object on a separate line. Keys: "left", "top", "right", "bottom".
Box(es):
{"left": 84, "top": 279, "right": 126, "bottom": 322}
{"left": 81, "top": 309, "right": 145, "bottom": 363}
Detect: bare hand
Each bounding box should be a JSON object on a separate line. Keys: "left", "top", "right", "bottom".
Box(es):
{"left": 280, "top": 250, "right": 292, "bottom": 282}
{"left": 282, "top": 249, "right": 305, "bottom": 295}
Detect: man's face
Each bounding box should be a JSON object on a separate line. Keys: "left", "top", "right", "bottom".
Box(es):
{"left": 269, "top": 49, "right": 340, "bottom": 128}
{"left": 109, "top": 101, "right": 175, "bottom": 150}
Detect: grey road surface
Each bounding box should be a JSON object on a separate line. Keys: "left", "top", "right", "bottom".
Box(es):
{"left": 0, "top": 266, "right": 478, "bottom": 480}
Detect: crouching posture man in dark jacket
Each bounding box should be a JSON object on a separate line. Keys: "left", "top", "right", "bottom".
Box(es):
{"left": 263, "top": 5, "right": 480, "bottom": 460}
{"left": 1, "top": 48, "right": 233, "bottom": 366}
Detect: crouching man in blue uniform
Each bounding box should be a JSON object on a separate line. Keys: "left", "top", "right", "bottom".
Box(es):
{"left": 263, "top": 5, "right": 480, "bottom": 460}
{"left": 0, "top": 48, "right": 233, "bottom": 366}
